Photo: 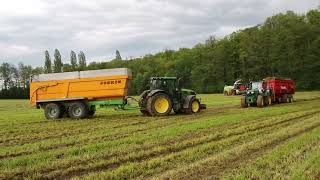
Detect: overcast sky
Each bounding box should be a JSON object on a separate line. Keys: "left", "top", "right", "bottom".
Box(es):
{"left": 0, "top": 0, "right": 318, "bottom": 66}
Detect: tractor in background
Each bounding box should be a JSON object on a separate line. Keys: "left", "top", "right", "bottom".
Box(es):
{"left": 241, "top": 81, "right": 272, "bottom": 108}
{"left": 241, "top": 77, "right": 295, "bottom": 108}
{"left": 224, "top": 79, "right": 246, "bottom": 96}
{"left": 139, "top": 77, "right": 206, "bottom": 116}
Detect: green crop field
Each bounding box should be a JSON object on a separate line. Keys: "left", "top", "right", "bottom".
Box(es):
{"left": 0, "top": 92, "right": 320, "bottom": 179}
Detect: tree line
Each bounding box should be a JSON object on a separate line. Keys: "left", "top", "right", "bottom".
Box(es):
{"left": 44, "top": 49, "right": 87, "bottom": 73}
{"left": 0, "top": 10, "right": 319, "bottom": 98}
{"left": 86, "top": 10, "right": 320, "bottom": 94}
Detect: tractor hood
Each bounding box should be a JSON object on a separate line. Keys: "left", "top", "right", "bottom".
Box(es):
{"left": 181, "top": 88, "right": 196, "bottom": 95}
{"left": 246, "top": 89, "right": 258, "bottom": 96}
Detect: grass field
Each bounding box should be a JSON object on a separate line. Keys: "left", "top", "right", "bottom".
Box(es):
{"left": 0, "top": 92, "right": 320, "bottom": 179}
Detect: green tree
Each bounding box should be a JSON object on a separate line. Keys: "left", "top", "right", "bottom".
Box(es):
{"left": 133, "top": 73, "right": 144, "bottom": 94}
{"left": 18, "top": 62, "right": 33, "bottom": 88}
{"left": 70, "top": 51, "right": 77, "bottom": 71}
{"left": 63, "top": 64, "right": 73, "bottom": 72}
{"left": 115, "top": 50, "right": 122, "bottom": 61}
{"left": 78, "top": 51, "right": 86, "bottom": 70}
{"left": 0, "top": 63, "right": 15, "bottom": 89}
{"left": 53, "top": 49, "right": 63, "bottom": 73}
{"left": 44, "top": 50, "right": 52, "bottom": 73}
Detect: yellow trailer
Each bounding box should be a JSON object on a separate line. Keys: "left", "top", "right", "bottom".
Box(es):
{"left": 30, "top": 68, "right": 132, "bottom": 119}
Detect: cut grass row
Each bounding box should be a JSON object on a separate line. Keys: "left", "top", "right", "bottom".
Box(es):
{"left": 1, "top": 100, "right": 319, "bottom": 179}
{"left": 0, "top": 98, "right": 318, "bottom": 162}
{"left": 84, "top": 112, "right": 320, "bottom": 179}
{"left": 222, "top": 126, "right": 320, "bottom": 179}
{"left": 153, "top": 117, "right": 320, "bottom": 180}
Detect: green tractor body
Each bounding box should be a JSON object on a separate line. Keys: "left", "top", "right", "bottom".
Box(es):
{"left": 139, "top": 77, "right": 206, "bottom": 116}
{"left": 241, "top": 81, "right": 272, "bottom": 108}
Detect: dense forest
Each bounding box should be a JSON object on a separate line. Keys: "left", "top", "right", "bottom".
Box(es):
{"left": 0, "top": 10, "right": 319, "bottom": 98}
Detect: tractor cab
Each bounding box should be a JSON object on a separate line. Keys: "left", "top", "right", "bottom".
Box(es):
{"left": 139, "top": 77, "right": 205, "bottom": 116}
{"left": 149, "top": 77, "right": 178, "bottom": 95}
{"left": 247, "top": 81, "right": 267, "bottom": 91}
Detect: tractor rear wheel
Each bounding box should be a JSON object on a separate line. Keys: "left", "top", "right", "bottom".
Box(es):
{"left": 257, "top": 95, "right": 264, "bottom": 108}
{"left": 241, "top": 97, "right": 248, "bottom": 108}
{"left": 68, "top": 101, "right": 88, "bottom": 119}
{"left": 147, "top": 93, "right": 172, "bottom": 116}
{"left": 44, "top": 103, "right": 62, "bottom": 119}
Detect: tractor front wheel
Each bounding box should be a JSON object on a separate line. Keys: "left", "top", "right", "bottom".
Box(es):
{"left": 186, "top": 98, "right": 201, "bottom": 114}
{"left": 257, "top": 95, "right": 264, "bottom": 108}
{"left": 241, "top": 97, "right": 248, "bottom": 108}
{"left": 147, "top": 93, "right": 172, "bottom": 116}
{"left": 268, "top": 96, "right": 272, "bottom": 106}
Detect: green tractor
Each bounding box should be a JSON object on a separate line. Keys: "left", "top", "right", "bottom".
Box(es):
{"left": 241, "top": 81, "right": 272, "bottom": 108}
{"left": 139, "top": 77, "right": 206, "bottom": 116}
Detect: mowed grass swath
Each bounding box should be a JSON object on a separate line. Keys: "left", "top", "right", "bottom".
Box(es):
{"left": 0, "top": 92, "right": 319, "bottom": 179}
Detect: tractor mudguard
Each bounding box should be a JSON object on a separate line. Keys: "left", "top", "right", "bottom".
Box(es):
{"left": 183, "top": 95, "right": 196, "bottom": 109}
{"left": 138, "top": 90, "right": 151, "bottom": 109}
{"left": 139, "top": 90, "right": 150, "bottom": 99}
{"left": 146, "top": 90, "right": 166, "bottom": 98}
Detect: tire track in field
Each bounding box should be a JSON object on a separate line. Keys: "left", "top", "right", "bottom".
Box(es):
{"left": 0, "top": 105, "right": 317, "bottom": 161}
{"left": 181, "top": 122, "right": 320, "bottom": 180}
{"left": 2, "top": 99, "right": 320, "bottom": 178}
{"left": 0, "top": 107, "right": 316, "bottom": 162}
{"left": 0, "top": 104, "right": 231, "bottom": 147}
{"left": 36, "top": 111, "right": 320, "bottom": 179}
{"left": 2, "top": 97, "right": 319, "bottom": 148}
{"left": 0, "top": 104, "right": 241, "bottom": 158}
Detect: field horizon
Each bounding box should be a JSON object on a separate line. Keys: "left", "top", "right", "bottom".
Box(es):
{"left": 0, "top": 92, "right": 319, "bottom": 179}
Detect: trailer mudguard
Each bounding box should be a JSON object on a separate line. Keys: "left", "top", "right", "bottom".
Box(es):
{"left": 183, "top": 95, "right": 196, "bottom": 109}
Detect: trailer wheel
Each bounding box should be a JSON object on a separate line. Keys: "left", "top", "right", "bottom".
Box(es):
{"left": 288, "top": 95, "right": 294, "bottom": 103}
{"left": 257, "top": 95, "right": 264, "bottom": 108}
{"left": 241, "top": 97, "right": 248, "bottom": 108}
{"left": 282, "top": 94, "right": 288, "bottom": 103}
{"left": 44, "top": 103, "right": 62, "bottom": 119}
{"left": 68, "top": 101, "right": 88, "bottom": 119}
{"left": 147, "top": 93, "right": 172, "bottom": 116}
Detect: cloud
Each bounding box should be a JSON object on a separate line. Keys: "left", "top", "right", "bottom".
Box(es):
{"left": 0, "top": 0, "right": 318, "bottom": 66}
